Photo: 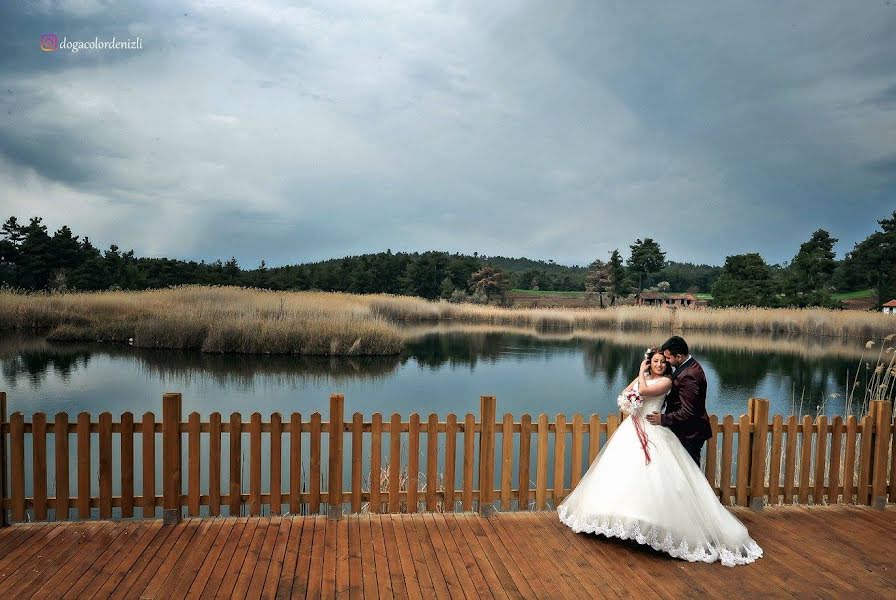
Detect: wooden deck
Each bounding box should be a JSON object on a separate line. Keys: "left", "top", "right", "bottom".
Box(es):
{"left": 0, "top": 506, "right": 893, "bottom": 599}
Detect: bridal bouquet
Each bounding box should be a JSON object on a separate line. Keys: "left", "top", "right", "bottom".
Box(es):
{"left": 617, "top": 388, "right": 643, "bottom": 415}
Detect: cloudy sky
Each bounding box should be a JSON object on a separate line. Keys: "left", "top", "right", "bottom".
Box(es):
{"left": 0, "top": 1, "right": 894, "bottom": 268}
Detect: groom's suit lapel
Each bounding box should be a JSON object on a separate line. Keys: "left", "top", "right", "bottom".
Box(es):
{"left": 672, "top": 357, "right": 695, "bottom": 380}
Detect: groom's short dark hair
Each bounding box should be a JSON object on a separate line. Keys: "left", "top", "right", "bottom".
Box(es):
{"left": 661, "top": 335, "right": 688, "bottom": 356}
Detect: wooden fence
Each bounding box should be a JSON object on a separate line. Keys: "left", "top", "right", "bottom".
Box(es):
{"left": 0, "top": 391, "right": 893, "bottom": 525}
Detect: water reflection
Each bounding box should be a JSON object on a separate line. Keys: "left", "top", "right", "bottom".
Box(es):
{"left": 0, "top": 327, "right": 878, "bottom": 418}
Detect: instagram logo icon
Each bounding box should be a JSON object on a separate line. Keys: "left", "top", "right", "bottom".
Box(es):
{"left": 40, "top": 34, "right": 58, "bottom": 52}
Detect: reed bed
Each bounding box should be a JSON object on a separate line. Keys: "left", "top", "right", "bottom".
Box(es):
{"left": 2, "top": 286, "right": 894, "bottom": 356}
{"left": 0, "top": 286, "right": 403, "bottom": 355}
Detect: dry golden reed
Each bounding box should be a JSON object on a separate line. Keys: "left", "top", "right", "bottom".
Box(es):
{"left": 2, "top": 285, "right": 894, "bottom": 356}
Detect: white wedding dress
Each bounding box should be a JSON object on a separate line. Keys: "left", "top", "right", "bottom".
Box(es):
{"left": 557, "top": 380, "right": 763, "bottom": 567}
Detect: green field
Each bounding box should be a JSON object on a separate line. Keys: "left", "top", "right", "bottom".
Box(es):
{"left": 832, "top": 289, "right": 875, "bottom": 301}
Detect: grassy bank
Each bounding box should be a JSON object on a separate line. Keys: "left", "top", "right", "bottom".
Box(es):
{"left": 1, "top": 286, "right": 893, "bottom": 355}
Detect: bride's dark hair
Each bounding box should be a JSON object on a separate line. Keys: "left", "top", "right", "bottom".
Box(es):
{"left": 644, "top": 347, "right": 673, "bottom": 377}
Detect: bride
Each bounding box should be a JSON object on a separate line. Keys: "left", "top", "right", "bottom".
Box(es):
{"left": 557, "top": 348, "right": 763, "bottom": 567}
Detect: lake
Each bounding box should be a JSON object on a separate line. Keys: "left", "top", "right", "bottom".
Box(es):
{"left": 1, "top": 326, "right": 878, "bottom": 420}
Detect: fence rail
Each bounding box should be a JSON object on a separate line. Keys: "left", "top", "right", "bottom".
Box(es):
{"left": 0, "top": 391, "right": 893, "bottom": 525}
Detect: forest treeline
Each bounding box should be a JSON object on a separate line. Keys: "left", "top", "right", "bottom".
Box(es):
{"left": 0, "top": 211, "right": 893, "bottom": 308}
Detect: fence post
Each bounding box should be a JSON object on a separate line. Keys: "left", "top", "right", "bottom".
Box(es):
{"left": 162, "top": 393, "right": 183, "bottom": 525}
{"left": 0, "top": 392, "right": 7, "bottom": 528}
{"left": 749, "top": 398, "right": 769, "bottom": 511}
{"left": 871, "top": 400, "right": 891, "bottom": 510}
{"left": 328, "top": 394, "right": 344, "bottom": 520}
{"left": 478, "top": 395, "right": 497, "bottom": 516}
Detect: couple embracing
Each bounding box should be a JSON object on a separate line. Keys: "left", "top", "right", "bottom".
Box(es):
{"left": 557, "top": 336, "right": 763, "bottom": 567}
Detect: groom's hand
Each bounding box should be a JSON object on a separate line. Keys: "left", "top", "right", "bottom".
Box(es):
{"left": 646, "top": 412, "right": 662, "bottom": 426}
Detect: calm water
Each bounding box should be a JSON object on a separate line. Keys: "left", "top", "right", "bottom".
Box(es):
{"left": 0, "top": 328, "right": 876, "bottom": 419}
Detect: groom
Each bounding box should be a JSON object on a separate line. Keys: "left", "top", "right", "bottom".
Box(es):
{"left": 645, "top": 335, "right": 712, "bottom": 465}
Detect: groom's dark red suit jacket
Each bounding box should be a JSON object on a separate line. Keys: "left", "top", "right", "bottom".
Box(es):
{"left": 660, "top": 357, "right": 712, "bottom": 443}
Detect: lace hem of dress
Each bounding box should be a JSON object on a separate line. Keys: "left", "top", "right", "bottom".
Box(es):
{"left": 557, "top": 505, "right": 763, "bottom": 567}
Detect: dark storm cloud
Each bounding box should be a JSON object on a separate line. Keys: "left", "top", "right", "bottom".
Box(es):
{"left": 0, "top": 1, "right": 894, "bottom": 268}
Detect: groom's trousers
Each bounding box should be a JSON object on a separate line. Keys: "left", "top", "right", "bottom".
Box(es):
{"left": 681, "top": 439, "right": 703, "bottom": 466}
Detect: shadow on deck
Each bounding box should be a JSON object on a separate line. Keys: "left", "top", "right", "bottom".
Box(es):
{"left": 0, "top": 505, "right": 893, "bottom": 599}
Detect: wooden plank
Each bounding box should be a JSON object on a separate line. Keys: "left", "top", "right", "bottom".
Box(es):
{"left": 260, "top": 517, "right": 293, "bottom": 599}
{"left": 310, "top": 412, "right": 322, "bottom": 514}
{"left": 231, "top": 518, "right": 271, "bottom": 598}
{"left": 606, "top": 413, "right": 619, "bottom": 440}
{"left": 54, "top": 412, "right": 70, "bottom": 521}
{"left": 192, "top": 516, "right": 247, "bottom": 597}
{"left": 161, "top": 393, "right": 182, "bottom": 517}
{"left": 890, "top": 419, "right": 896, "bottom": 500}
{"left": 0, "top": 393, "right": 5, "bottom": 528}
{"left": 408, "top": 513, "right": 451, "bottom": 600}
{"left": 553, "top": 413, "right": 567, "bottom": 506}
{"left": 9, "top": 412, "right": 25, "bottom": 522}
{"left": 168, "top": 518, "right": 234, "bottom": 598}
{"left": 389, "top": 413, "right": 401, "bottom": 514}
{"left": 749, "top": 399, "right": 769, "bottom": 507}
{"left": 442, "top": 513, "right": 491, "bottom": 599}
{"left": 768, "top": 415, "right": 783, "bottom": 505}
{"left": 462, "top": 413, "right": 475, "bottom": 512}
{"left": 871, "top": 400, "right": 892, "bottom": 505}
{"left": 367, "top": 515, "right": 393, "bottom": 599}
{"left": 426, "top": 413, "right": 439, "bottom": 512}
{"left": 271, "top": 412, "right": 282, "bottom": 515}
{"left": 535, "top": 413, "right": 548, "bottom": 510}
{"left": 274, "top": 514, "right": 305, "bottom": 598}
{"left": 477, "top": 396, "right": 496, "bottom": 509}
{"left": 142, "top": 412, "right": 156, "bottom": 518}
{"left": 843, "top": 415, "right": 857, "bottom": 504}
{"left": 443, "top": 414, "right": 456, "bottom": 513}
{"left": 328, "top": 395, "right": 344, "bottom": 517}
{"left": 588, "top": 414, "right": 600, "bottom": 463}
{"left": 390, "top": 515, "right": 424, "bottom": 599}
{"left": 335, "top": 516, "right": 351, "bottom": 598}
{"left": 188, "top": 412, "right": 201, "bottom": 516}
{"left": 857, "top": 413, "right": 874, "bottom": 505}
{"left": 77, "top": 412, "right": 90, "bottom": 519}
{"left": 250, "top": 412, "right": 262, "bottom": 516}
{"left": 214, "top": 517, "right": 260, "bottom": 598}
{"left": 814, "top": 415, "right": 828, "bottom": 504}
{"left": 518, "top": 414, "right": 531, "bottom": 511}
{"left": 827, "top": 416, "right": 843, "bottom": 504}
{"left": 254, "top": 517, "right": 286, "bottom": 598}
{"left": 120, "top": 412, "right": 134, "bottom": 519}
{"left": 304, "top": 518, "right": 327, "bottom": 600}
{"left": 706, "top": 414, "right": 718, "bottom": 489}
{"left": 720, "top": 415, "right": 734, "bottom": 506}
{"left": 407, "top": 412, "right": 420, "bottom": 513}
{"left": 32, "top": 412, "right": 48, "bottom": 521}
{"left": 358, "top": 516, "right": 380, "bottom": 599}
{"left": 209, "top": 412, "right": 222, "bottom": 516}
{"left": 499, "top": 413, "right": 513, "bottom": 510}
{"left": 347, "top": 516, "right": 364, "bottom": 600}
{"left": 798, "top": 415, "right": 813, "bottom": 504}
{"left": 420, "top": 512, "right": 467, "bottom": 597}
{"left": 352, "top": 412, "right": 363, "bottom": 514}
{"left": 570, "top": 413, "right": 584, "bottom": 489}
{"left": 289, "top": 412, "right": 302, "bottom": 516}
{"left": 370, "top": 413, "right": 382, "bottom": 514}
{"left": 230, "top": 412, "right": 243, "bottom": 516}
{"left": 99, "top": 412, "right": 113, "bottom": 519}
{"left": 783, "top": 415, "right": 798, "bottom": 504}
{"left": 736, "top": 414, "right": 750, "bottom": 506}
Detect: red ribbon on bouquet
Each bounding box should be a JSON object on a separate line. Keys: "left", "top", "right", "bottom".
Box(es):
{"left": 632, "top": 414, "right": 651, "bottom": 464}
